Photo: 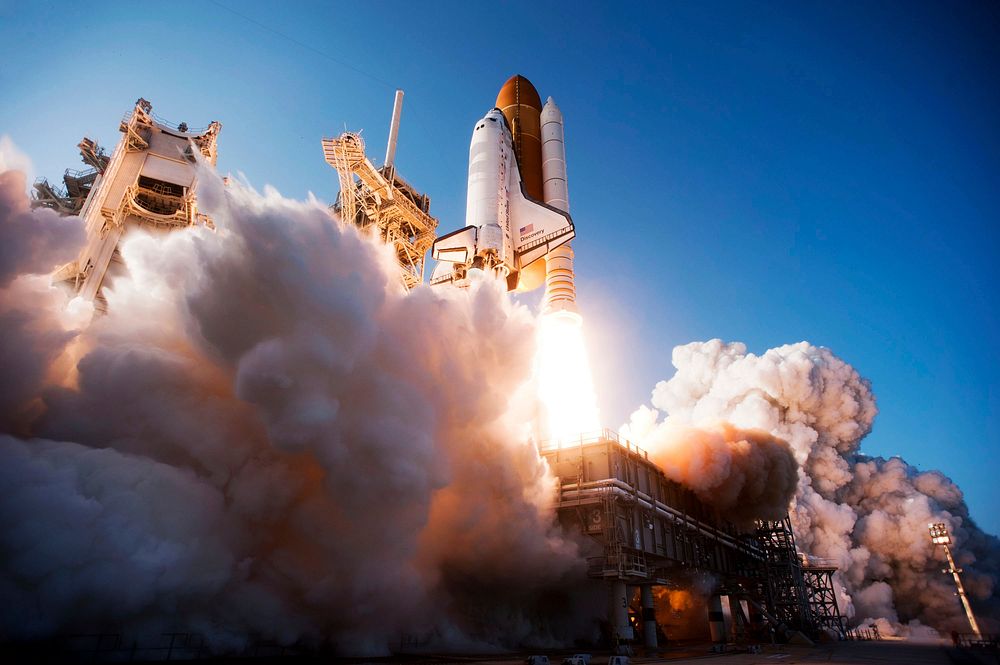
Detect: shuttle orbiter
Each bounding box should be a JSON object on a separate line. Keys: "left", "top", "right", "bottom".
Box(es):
{"left": 430, "top": 107, "right": 575, "bottom": 290}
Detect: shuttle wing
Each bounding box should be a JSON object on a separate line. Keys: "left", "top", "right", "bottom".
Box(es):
{"left": 510, "top": 183, "right": 575, "bottom": 269}
{"left": 432, "top": 225, "right": 478, "bottom": 263}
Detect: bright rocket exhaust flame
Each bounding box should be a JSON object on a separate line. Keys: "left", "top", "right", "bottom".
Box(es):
{"left": 535, "top": 310, "right": 600, "bottom": 445}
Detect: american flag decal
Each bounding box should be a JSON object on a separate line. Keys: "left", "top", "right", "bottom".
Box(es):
{"left": 519, "top": 224, "right": 533, "bottom": 234}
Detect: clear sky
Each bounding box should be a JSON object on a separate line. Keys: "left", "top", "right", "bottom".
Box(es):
{"left": 1, "top": 1, "right": 997, "bottom": 534}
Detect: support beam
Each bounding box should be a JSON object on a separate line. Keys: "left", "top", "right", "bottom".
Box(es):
{"left": 610, "top": 580, "right": 632, "bottom": 648}
{"left": 640, "top": 585, "right": 658, "bottom": 650}
{"left": 708, "top": 594, "right": 727, "bottom": 646}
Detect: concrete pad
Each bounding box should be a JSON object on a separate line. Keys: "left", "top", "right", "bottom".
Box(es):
{"left": 630, "top": 639, "right": 955, "bottom": 665}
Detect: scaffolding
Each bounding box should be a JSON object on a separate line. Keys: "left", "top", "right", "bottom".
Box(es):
{"left": 543, "top": 432, "right": 861, "bottom": 646}
{"left": 321, "top": 91, "right": 437, "bottom": 291}
{"left": 545, "top": 430, "right": 750, "bottom": 585}
{"left": 801, "top": 558, "right": 848, "bottom": 638}
{"left": 32, "top": 139, "right": 110, "bottom": 216}
{"left": 40, "top": 98, "right": 220, "bottom": 310}
{"left": 321, "top": 132, "right": 437, "bottom": 290}
{"left": 750, "top": 518, "right": 813, "bottom": 634}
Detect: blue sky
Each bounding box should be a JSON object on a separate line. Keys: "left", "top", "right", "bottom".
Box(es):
{"left": 1, "top": 1, "right": 997, "bottom": 534}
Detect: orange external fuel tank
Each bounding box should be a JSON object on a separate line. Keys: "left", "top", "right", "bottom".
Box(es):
{"left": 496, "top": 74, "right": 546, "bottom": 290}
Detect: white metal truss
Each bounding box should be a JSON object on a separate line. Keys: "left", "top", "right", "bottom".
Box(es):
{"left": 322, "top": 132, "right": 437, "bottom": 290}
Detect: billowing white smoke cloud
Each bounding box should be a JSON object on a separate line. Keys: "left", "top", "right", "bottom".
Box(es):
{"left": 0, "top": 163, "right": 591, "bottom": 653}
{"left": 0, "top": 135, "right": 33, "bottom": 180}
{"left": 0, "top": 170, "right": 84, "bottom": 288}
{"left": 0, "top": 170, "right": 88, "bottom": 435}
{"left": 624, "top": 340, "right": 999, "bottom": 636}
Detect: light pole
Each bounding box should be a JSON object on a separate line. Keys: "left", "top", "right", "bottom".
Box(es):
{"left": 928, "top": 523, "right": 982, "bottom": 640}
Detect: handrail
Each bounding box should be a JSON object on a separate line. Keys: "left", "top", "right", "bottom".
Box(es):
{"left": 555, "top": 480, "right": 753, "bottom": 557}
{"left": 124, "top": 183, "right": 192, "bottom": 225}
{"left": 64, "top": 167, "right": 98, "bottom": 179}
{"left": 121, "top": 111, "right": 210, "bottom": 136}
{"left": 151, "top": 111, "right": 209, "bottom": 134}
{"left": 801, "top": 555, "right": 840, "bottom": 568}
{"left": 520, "top": 226, "right": 574, "bottom": 255}
{"left": 539, "top": 428, "right": 649, "bottom": 459}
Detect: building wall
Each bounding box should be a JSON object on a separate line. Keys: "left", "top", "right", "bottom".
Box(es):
{"left": 542, "top": 436, "right": 747, "bottom": 581}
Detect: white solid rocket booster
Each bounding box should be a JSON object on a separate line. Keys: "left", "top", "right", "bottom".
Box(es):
{"left": 541, "top": 97, "right": 577, "bottom": 314}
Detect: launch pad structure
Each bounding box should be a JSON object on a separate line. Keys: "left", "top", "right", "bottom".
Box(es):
{"left": 800, "top": 557, "right": 850, "bottom": 637}
{"left": 32, "top": 138, "right": 110, "bottom": 216}
{"left": 35, "top": 98, "right": 221, "bottom": 310}
{"left": 322, "top": 90, "right": 439, "bottom": 290}
{"left": 541, "top": 431, "right": 849, "bottom": 651}
{"left": 318, "top": 75, "right": 854, "bottom": 652}
{"left": 30, "top": 87, "right": 859, "bottom": 657}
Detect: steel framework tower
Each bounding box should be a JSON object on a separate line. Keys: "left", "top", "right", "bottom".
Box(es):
{"left": 751, "top": 518, "right": 813, "bottom": 635}
{"left": 32, "top": 138, "right": 110, "bottom": 216}
{"left": 801, "top": 558, "right": 848, "bottom": 638}
{"left": 322, "top": 91, "right": 438, "bottom": 290}
{"left": 49, "top": 98, "right": 220, "bottom": 310}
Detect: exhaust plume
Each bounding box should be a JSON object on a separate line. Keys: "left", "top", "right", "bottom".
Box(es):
{"left": 625, "top": 339, "right": 999, "bottom": 636}
{"left": 535, "top": 311, "right": 600, "bottom": 444}
{"left": 0, "top": 160, "right": 590, "bottom": 653}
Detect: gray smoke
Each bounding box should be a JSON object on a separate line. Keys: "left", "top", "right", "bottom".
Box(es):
{"left": 0, "top": 170, "right": 84, "bottom": 288}
{"left": 624, "top": 340, "right": 999, "bottom": 637}
{"left": 0, "top": 164, "right": 591, "bottom": 653}
{"left": 622, "top": 418, "right": 798, "bottom": 524}
{"left": 0, "top": 169, "right": 87, "bottom": 435}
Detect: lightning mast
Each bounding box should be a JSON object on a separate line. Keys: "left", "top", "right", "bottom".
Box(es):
{"left": 928, "top": 522, "right": 982, "bottom": 639}
{"left": 322, "top": 90, "right": 438, "bottom": 290}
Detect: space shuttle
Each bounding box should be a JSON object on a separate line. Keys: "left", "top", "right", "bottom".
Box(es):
{"left": 431, "top": 77, "right": 575, "bottom": 291}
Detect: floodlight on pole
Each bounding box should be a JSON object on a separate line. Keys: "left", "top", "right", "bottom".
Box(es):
{"left": 927, "top": 523, "right": 982, "bottom": 639}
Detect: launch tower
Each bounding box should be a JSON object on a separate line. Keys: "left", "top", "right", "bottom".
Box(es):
{"left": 322, "top": 91, "right": 439, "bottom": 290}
{"left": 49, "top": 98, "right": 221, "bottom": 310}
{"left": 542, "top": 432, "right": 848, "bottom": 651}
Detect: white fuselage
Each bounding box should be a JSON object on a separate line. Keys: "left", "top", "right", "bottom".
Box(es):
{"left": 430, "top": 108, "right": 574, "bottom": 288}
{"left": 466, "top": 108, "right": 516, "bottom": 273}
